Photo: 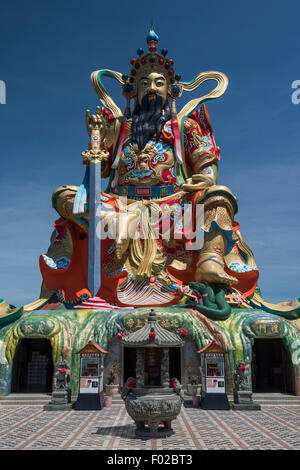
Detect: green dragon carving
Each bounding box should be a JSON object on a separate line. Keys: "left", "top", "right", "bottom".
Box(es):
{"left": 178, "top": 282, "right": 232, "bottom": 321}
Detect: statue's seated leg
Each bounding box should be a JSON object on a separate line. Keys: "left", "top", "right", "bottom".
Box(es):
{"left": 196, "top": 229, "right": 238, "bottom": 286}
{"left": 195, "top": 192, "right": 238, "bottom": 286}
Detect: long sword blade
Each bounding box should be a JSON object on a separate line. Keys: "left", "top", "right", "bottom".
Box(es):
{"left": 88, "top": 161, "right": 102, "bottom": 297}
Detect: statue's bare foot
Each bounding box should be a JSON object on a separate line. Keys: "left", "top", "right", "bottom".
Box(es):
{"left": 195, "top": 257, "right": 238, "bottom": 286}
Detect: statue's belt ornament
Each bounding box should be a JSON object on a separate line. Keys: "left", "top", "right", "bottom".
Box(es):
{"left": 118, "top": 185, "right": 179, "bottom": 199}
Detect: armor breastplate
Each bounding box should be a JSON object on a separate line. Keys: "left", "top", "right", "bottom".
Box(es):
{"left": 118, "top": 137, "right": 177, "bottom": 187}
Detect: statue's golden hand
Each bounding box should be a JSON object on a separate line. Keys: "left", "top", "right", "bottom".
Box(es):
{"left": 86, "top": 106, "right": 105, "bottom": 129}
{"left": 82, "top": 106, "right": 110, "bottom": 164}
{"left": 182, "top": 174, "right": 215, "bottom": 192}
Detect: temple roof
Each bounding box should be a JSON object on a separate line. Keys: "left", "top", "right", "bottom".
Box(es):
{"left": 78, "top": 341, "right": 107, "bottom": 354}
{"left": 121, "top": 309, "right": 184, "bottom": 347}
{"left": 197, "top": 341, "right": 225, "bottom": 355}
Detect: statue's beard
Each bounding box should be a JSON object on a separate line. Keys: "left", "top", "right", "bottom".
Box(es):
{"left": 131, "top": 94, "right": 172, "bottom": 151}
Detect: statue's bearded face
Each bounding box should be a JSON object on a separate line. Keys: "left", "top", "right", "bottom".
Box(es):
{"left": 132, "top": 72, "right": 171, "bottom": 151}
{"left": 137, "top": 72, "right": 168, "bottom": 107}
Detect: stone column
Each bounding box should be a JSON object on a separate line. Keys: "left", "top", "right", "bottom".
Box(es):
{"left": 136, "top": 349, "right": 145, "bottom": 388}
{"left": 294, "top": 365, "right": 300, "bottom": 396}
{"left": 161, "top": 348, "right": 170, "bottom": 387}
{"left": 225, "top": 353, "right": 234, "bottom": 394}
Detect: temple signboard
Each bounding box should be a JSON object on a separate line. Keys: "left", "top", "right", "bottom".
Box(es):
{"left": 74, "top": 341, "right": 107, "bottom": 410}
{"left": 251, "top": 320, "right": 283, "bottom": 338}
{"left": 197, "top": 341, "right": 229, "bottom": 410}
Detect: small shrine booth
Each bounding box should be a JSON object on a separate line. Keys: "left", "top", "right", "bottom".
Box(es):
{"left": 74, "top": 341, "right": 107, "bottom": 410}
{"left": 197, "top": 341, "right": 230, "bottom": 410}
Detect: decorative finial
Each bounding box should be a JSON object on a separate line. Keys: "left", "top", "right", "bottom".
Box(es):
{"left": 147, "top": 24, "right": 159, "bottom": 52}
{"left": 148, "top": 309, "right": 157, "bottom": 322}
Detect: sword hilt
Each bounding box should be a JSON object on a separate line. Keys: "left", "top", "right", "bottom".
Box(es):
{"left": 81, "top": 148, "right": 109, "bottom": 165}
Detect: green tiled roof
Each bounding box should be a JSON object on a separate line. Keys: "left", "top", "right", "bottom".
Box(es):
{"left": 121, "top": 309, "right": 184, "bottom": 347}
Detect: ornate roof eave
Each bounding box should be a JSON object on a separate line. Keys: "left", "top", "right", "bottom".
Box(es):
{"left": 122, "top": 338, "right": 184, "bottom": 348}
{"left": 77, "top": 341, "right": 108, "bottom": 355}
{"left": 121, "top": 309, "right": 184, "bottom": 348}
{"left": 197, "top": 341, "right": 225, "bottom": 355}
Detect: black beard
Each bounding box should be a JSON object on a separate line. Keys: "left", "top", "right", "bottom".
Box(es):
{"left": 131, "top": 94, "right": 172, "bottom": 151}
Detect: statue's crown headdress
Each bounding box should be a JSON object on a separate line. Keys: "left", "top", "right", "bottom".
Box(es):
{"left": 91, "top": 27, "right": 228, "bottom": 121}
{"left": 121, "top": 26, "right": 183, "bottom": 101}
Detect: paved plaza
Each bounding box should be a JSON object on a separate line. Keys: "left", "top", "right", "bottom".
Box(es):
{"left": 0, "top": 403, "right": 299, "bottom": 451}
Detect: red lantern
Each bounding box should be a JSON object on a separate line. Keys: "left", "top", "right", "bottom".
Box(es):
{"left": 117, "top": 333, "right": 123, "bottom": 340}
{"left": 126, "top": 380, "right": 135, "bottom": 389}
{"left": 170, "top": 381, "right": 177, "bottom": 388}
{"left": 180, "top": 328, "right": 188, "bottom": 336}
{"left": 149, "top": 331, "right": 156, "bottom": 339}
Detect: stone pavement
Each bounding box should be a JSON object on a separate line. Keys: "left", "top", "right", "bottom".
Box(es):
{"left": 0, "top": 403, "right": 299, "bottom": 451}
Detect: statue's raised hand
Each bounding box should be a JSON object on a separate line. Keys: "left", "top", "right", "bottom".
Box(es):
{"left": 85, "top": 106, "right": 106, "bottom": 134}
{"left": 82, "top": 106, "right": 110, "bottom": 164}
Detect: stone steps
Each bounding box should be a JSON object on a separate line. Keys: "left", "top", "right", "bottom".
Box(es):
{"left": 228, "top": 393, "right": 300, "bottom": 406}
{"left": 1, "top": 392, "right": 299, "bottom": 407}
{"left": 109, "top": 394, "right": 123, "bottom": 405}
{"left": 0, "top": 394, "right": 76, "bottom": 406}
{"left": 0, "top": 394, "right": 52, "bottom": 406}
{"left": 250, "top": 393, "right": 300, "bottom": 405}
{"left": 110, "top": 393, "right": 300, "bottom": 406}
{"left": 185, "top": 393, "right": 300, "bottom": 406}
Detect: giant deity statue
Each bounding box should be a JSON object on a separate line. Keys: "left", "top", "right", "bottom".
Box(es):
{"left": 1, "top": 28, "right": 300, "bottom": 401}
{"left": 37, "top": 28, "right": 300, "bottom": 318}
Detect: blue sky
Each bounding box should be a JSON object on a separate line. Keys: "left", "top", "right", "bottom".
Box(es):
{"left": 0, "top": 0, "right": 300, "bottom": 306}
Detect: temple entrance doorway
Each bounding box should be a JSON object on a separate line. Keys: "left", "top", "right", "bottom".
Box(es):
{"left": 11, "top": 339, "right": 54, "bottom": 393}
{"left": 169, "top": 347, "right": 181, "bottom": 382}
{"left": 123, "top": 347, "right": 136, "bottom": 384}
{"left": 123, "top": 347, "right": 181, "bottom": 385}
{"left": 251, "top": 338, "right": 294, "bottom": 393}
